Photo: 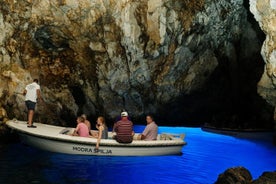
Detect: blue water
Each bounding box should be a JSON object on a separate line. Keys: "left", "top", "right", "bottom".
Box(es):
{"left": 0, "top": 126, "right": 276, "bottom": 184}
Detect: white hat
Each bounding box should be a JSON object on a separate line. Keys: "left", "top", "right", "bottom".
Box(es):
{"left": 121, "top": 111, "right": 128, "bottom": 117}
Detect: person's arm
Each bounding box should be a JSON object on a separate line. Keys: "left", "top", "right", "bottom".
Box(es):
{"left": 72, "top": 125, "right": 79, "bottom": 136}
{"left": 96, "top": 126, "right": 103, "bottom": 149}
{"left": 71, "top": 129, "right": 78, "bottom": 136}
{"left": 140, "top": 125, "right": 149, "bottom": 140}
{"left": 23, "top": 89, "right": 27, "bottom": 96}
{"left": 36, "top": 89, "right": 43, "bottom": 102}
{"left": 131, "top": 122, "right": 135, "bottom": 136}
{"left": 87, "top": 121, "right": 91, "bottom": 131}
{"left": 112, "top": 122, "right": 117, "bottom": 133}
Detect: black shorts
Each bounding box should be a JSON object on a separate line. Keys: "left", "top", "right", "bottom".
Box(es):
{"left": 25, "top": 100, "right": 36, "bottom": 110}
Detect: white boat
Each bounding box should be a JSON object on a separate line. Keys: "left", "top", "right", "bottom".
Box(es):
{"left": 6, "top": 119, "right": 187, "bottom": 156}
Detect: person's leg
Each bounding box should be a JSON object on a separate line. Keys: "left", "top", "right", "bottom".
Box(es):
{"left": 27, "top": 109, "right": 34, "bottom": 126}
{"left": 26, "top": 101, "right": 36, "bottom": 128}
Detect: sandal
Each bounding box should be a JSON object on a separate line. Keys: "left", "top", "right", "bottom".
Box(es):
{"left": 27, "top": 125, "right": 37, "bottom": 128}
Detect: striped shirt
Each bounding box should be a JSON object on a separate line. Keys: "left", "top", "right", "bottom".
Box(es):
{"left": 114, "top": 119, "right": 133, "bottom": 143}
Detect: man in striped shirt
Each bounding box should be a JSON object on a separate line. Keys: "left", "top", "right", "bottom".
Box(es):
{"left": 113, "top": 111, "right": 134, "bottom": 143}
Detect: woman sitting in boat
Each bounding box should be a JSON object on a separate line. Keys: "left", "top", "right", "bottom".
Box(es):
{"left": 81, "top": 114, "right": 92, "bottom": 135}
{"left": 71, "top": 116, "right": 90, "bottom": 137}
{"left": 91, "top": 116, "right": 108, "bottom": 150}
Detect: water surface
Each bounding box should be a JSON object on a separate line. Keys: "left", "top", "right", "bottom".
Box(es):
{"left": 0, "top": 126, "right": 275, "bottom": 184}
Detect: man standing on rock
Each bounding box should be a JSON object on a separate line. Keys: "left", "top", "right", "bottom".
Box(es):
{"left": 23, "top": 79, "right": 43, "bottom": 128}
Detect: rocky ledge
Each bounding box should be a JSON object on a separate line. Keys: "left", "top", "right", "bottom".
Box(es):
{"left": 215, "top": 166, "right": 276, "bottom": 184}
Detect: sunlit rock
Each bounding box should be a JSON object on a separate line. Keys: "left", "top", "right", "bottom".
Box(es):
{"left": 0, "top": 0, "right": 269, "bottom": 126}
{"left": 250, "top": 0, "right": 276, "bottom": 106}
{"left": 0, "top": 107, "right": 8, "bottom": 123}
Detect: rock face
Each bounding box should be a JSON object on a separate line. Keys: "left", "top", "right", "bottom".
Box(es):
{"left": 0, "top": 0, "right": 272, "bottom": 126}
{"left": 250, "top": 0, "right": 276, "bottom": 107}
{"left": 252, "top": 171, "right": 276, "bottom": 184}
{"left": 215, "top": 167, "right": 253, "bottom": 184}
{"left": 215, "top": 167, "right": 276, "bottom": 184}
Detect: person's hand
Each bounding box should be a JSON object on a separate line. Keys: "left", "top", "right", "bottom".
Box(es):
{"left": 37, "top": 98, "right": 43, "bottom": 103}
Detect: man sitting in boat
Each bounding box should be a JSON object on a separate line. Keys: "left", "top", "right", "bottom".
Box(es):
{"left": 71, "top": 116, "right": 90, "bottom": 137}
{"left": 113, "top": 111, "right": 134, "bottom": 143}
{"left": 137, "top": 115, "right": 158, "bottom": 140}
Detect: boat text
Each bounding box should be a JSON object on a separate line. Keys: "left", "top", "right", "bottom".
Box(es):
{"left": 72, "top": 146, "right": 112, "bottom": 154}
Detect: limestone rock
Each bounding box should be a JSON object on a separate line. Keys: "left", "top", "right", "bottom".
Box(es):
{"left": 215, "top": 167, "right": 276, "bottom": 184}
{"left": 215, "top": 167, "right": 253, "bottom": 184}
{"left": 250, "top": 0, "right": 276, "bottom": 106}
{"left": 0, "top": 0, "right": 269, "bottom": 126}
{"left": 252, "top": 171, "right": 276, "bottom": 184}
{"left": 0, "top": 107, "right": 8, "bottom": 123}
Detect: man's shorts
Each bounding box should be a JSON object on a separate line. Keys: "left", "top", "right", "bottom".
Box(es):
{"left": 25, "top": 100, "right": 36, "bottom": 110}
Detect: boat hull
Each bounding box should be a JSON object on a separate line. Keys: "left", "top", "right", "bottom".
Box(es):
{"left": 7, "top": 120, "right": 186, "bottom": 156}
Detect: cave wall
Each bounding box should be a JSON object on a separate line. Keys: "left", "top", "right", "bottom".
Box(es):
{"left": 0, "top": 0, "right": 272, "bottom": 127}
{"left": 250, "top": 0, "right": 276, "bottom": 106}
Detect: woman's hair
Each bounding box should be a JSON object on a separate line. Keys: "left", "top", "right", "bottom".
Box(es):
{"left": 78, "top": 116, "right": 85, "bottom": 122}
{"left": 98, "top": 116, "right": 107, "bottom": 129}
{"left": 81, "top": 114, "right": 87, "bottom": 119}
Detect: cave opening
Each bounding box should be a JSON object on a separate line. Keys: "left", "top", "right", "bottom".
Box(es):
{"left": 70, "top": 86, "right": 86, "bottom": 114}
